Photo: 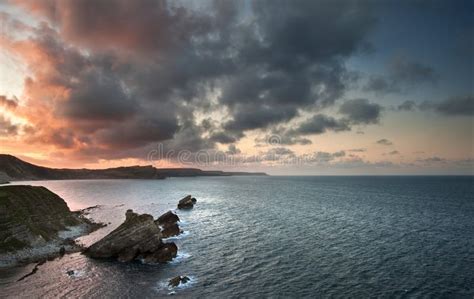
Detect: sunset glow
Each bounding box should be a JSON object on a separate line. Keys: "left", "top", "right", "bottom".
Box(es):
{"left": 0, "top": 0, "right": 472, "bottom": 174}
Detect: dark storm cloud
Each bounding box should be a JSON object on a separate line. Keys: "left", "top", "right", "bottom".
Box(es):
{"left": 8, "top": 0, "right": 379, "bottom": 160}
{"left": 255, "top": 113, "right": 352, "bottom": 147}
{"left": 376, "top": 138, "right": 393, "bottom": 146}
{"left": 364, "top": 58, "right": 438, "bottom": 94}
{"left": 339, "top": 99, "right": 382, "bottom": 124}
{"left": 60, "top": 71, "right": 137, "bottom": 121}
{"left": 421, "top": 95, "right": 474, "bottom": 116}
{"left": 296, "top": 114, "right": 350, "bottom": 135}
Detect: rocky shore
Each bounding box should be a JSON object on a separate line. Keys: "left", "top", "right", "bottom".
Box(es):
{"left": 0, "top": 185, "right": 105, "bottom": 267}
{"left": 1, "top": 184, "right": 197, "bottom": 289}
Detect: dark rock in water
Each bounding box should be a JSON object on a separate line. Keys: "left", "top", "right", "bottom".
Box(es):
{"left": 59, "top": 246, "right": 66, "bottom": 256}
{"left": 84, "top": 210, "right": 177, "bottom": 263}
{"left": 156, "top": 211, "right": 180, "bottom": 225}
{"left": 155, "top": 211, "right": 181, "bottom": 238}
{"left": 168, "top": 275, "right": 190, "bottom": 288}
{"left": 160, "top": 223, "right": 182, "bottom": 238}
{"left": 177, "top": 195, "right": 195, "bottom": 209}
{"left": 191, "top": 197, "right": 197, "bottom": 204}
{"left": 141, "top": 242, "right": 178, "bottom": 263}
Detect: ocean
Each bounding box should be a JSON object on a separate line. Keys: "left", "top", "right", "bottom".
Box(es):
{"left": 1, "top": 176, "right": 473, "bottom": 298}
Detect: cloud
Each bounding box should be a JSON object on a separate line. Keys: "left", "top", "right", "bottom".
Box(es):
{"left": 422, "top": 95, "right": 474, "bottom": 116}
{"left": 0, "top": 95, "right": 19, "bottom": 110}
{"left": 397, "top": 100, "right": 416, "bottom": 111}
{"left": 307, "top": 150, "right": 346, "bottom": 163}
{"left": 295, "top": 114, "right": 350, "bottom": 135}
{"left": 339, "top": 98, "right": 382, "bottom": 124}
{"left": 226, "top": 144, "right": 241, "bottom": 155}
{"left": 1, "top": 0, "right": 379, "bottom": 161}
{"left": 416, "top": 156, "right": 446, "bottom": 163}
{"left": 261, "top": 147, "right": 296, "bottom": 161}
{"left": 0, "top": 115, "right": 18, "bottom": 136}
{"left": 376, "top": 138, "right": 393, "bottom": 146}
{"left": 364, "top": 57, "right": 438, "bottom": 94}
{"left": 348, "top": 148, "right": 366, "bottom": 152}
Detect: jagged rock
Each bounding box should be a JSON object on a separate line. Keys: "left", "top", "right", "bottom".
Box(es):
{"left": 168, "top": 275, "right": 190, "bottom": 288}
{"left": 178, "top": 195, "right": 196, "bottom": 209}
{"left": 84, "top": 210, "right": 177, "bottom": 263}
{"left": 156, "top": 211, "right": 180, "bottom": 224}
{"left": 155, "top": 211, "right": 182, "bottom": 238}
{"left": 160, "top": 224, "right": 181, "bottom": 238}
{"left": 141, "top": 242, "right": 177, "bottom": 263}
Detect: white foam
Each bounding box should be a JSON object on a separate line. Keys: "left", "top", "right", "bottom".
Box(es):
{"left": 155, "top": 275, "right": 197, "bottom": 294}
{"left": 162, "top": 230, "right": 190, "bottom": 241}
{"left": 169, "top": 251, "right": 192, "bottom": 265}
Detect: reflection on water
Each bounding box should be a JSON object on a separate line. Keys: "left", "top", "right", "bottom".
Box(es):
{"left": 2, "top": 176, "right": 474, "bottom": 297}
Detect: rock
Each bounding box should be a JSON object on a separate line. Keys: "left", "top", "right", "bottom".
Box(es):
{"left": 141, "top": 243, "right": 178, "bottom": 263}
{"left": 168, "top": 275, "right": 190, "bottom": 288}
{"left": 161, "top": 224, "right": 182, "bottom": 238}
{"left": 155, "top": 211, "right": 181, "bottom": 238}
{"left": 156, "top": 211, "right": 180, "bottom": 225}
{"left": 66, "top": 270, "right": 75, "bottom": 276}
{"left": 177, "top": 195, "right": 195, "bottom": 209}
{"left": 59, "top": 246, "right": 66, "bottom": 256}
{"left": 84, "top": 210, "right": 177, "bottom": 263}
{"left": 191, "top": 197, "right": 197, "bottom": 204}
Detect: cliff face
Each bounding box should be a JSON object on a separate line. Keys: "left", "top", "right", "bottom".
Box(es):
{"left": 0, "top": 185, "right": 85, "bottom": 253}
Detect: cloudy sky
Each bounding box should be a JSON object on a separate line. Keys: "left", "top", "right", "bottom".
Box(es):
{"left": 0, "top": 0, "right": 472, "bottom": 174}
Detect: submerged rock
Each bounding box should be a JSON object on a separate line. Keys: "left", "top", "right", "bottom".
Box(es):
{"left": 84, "top": 210, "right": 177, "bottom": 263}
{"left": 168, "top": 275, "right": 191, "bottom": 288}
{"left": 177, "top": 195, "right": 196, "bottom": 209}
{"left": 155, "top": 211, "right": 181, "bottom": 238}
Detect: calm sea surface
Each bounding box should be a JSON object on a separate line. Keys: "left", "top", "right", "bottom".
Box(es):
{"left": 1, "top": 176, "right": 473, "bottom": 298}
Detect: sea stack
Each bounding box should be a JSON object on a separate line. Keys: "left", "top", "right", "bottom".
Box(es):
{"left": 177, "top": 195, "right": 197, "bottom": 209}
{"left": 84, "top": 210, "right": 177, "bottom": 263}
{"left": 155, "top": 211, "right": 182, "bottom": 238}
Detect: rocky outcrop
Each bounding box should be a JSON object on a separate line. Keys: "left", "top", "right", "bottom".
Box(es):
{"left": 0, "top": 185, "right": 98, "bottom": 254}
{"left": 168, "top": 275, "right": 190, "bottom": 288}
{"left": 178, "top": 195, "right": 197, "bottom": 209}
{"left": 155, "top": 211, "right": 181, "bottom": 238}
{"left": 84, "top": 210, "right": 177, "bottom": 263}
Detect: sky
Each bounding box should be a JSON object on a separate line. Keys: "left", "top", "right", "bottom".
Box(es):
{"left": 0, "top": 0, "right": 472, "bottom": 175}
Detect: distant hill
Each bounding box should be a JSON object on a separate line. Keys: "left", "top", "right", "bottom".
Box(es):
{"left": 0, "top": 154, "right": 267, "bottom": 181}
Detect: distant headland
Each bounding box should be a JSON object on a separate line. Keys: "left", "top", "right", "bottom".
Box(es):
{"left": 0, "top": 154, "right": 267, "bottom": 182}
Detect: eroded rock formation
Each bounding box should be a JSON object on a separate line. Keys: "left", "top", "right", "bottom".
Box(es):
{"left": 84, "top": 209, "right": 177, "bottom": 263}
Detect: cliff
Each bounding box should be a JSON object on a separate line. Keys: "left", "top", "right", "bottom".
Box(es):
{"left": 0, "top": 185, "right": 97, "bottom": 255}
